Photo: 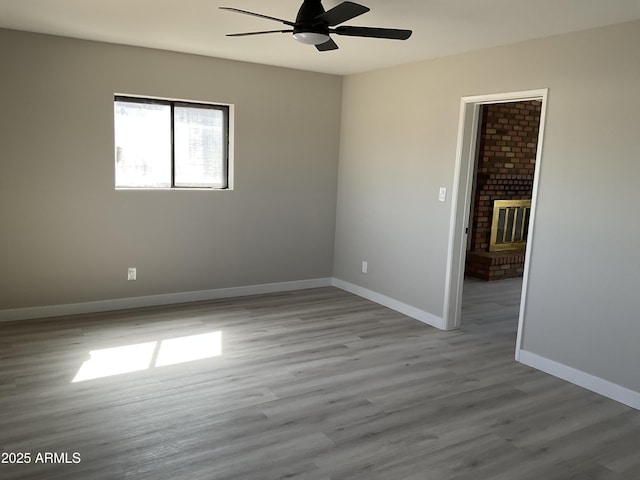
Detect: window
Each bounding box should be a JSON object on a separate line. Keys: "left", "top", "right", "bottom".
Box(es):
{"left": 114, "top": 96, "right": 230, "bottom": 189}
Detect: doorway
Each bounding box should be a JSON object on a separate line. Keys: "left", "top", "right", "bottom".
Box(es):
{"left": 443, "top": 89, "right": 548, "bottom": 360}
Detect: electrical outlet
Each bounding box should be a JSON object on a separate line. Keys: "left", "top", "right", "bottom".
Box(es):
{"left": 362, "top": 261, "right": 368, "bottom": 274}
{"left": 127, "top": 267, "right": 136, "bottom": 281}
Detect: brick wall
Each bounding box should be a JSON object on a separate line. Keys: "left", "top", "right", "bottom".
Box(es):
{"left": 466, "top": 100, "right": 541, "bottom": 280}
{"left": 470, "top": 100, "right": 541, "bottom": 251}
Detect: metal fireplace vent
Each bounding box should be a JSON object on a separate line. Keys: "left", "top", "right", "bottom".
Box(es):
{"left": 489, "top": 199, "right": 531, "bottom": 252}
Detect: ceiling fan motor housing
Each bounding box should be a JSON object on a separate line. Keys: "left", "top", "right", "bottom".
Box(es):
{"left": 292, "top": 0, "right": 331, "bottom": 45}
{"left": 294, "top": 0, "right": 330, "bottom": 36}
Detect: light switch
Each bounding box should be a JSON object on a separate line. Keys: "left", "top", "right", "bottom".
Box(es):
{"left": 439, "top": 187, "right": 447, "bottom": 202}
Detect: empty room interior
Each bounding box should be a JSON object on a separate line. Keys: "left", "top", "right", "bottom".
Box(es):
{"left": 1, "top": 1, "right": 640, "bottom": 478}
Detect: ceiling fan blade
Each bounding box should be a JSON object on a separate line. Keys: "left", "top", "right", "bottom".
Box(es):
{"left": 333, "top": 26, "right": 412, "bottom": 40}
{"left": 315, "top": 1, "right": 370, "bottom": 26}
{"left": 316, "top": 38, "right": 339, "bottom": 51}
{"left": 219, "top": 7, "right": 295, "bottom": 26}
{"left": 226, "top": 30, "right": 293, "bottom": 37}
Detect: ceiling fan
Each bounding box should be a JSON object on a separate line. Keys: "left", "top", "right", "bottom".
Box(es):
{"left": 220, "top": 0, "right": 412, "bottom": 51}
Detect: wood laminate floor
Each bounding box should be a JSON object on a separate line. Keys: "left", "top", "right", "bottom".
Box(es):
{"left": 1, "top": 281, "right": 639, "bottom": 479}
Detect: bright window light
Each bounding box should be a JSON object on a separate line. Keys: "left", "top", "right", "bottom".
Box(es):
{"left": 174, "top": 107, "right": 226, "bottom": 188}
{"left": 114, "top": 101, "right": 172, "bottom": 188}
{"left": 114, "top": 96, "right": 230, "bottom": 189}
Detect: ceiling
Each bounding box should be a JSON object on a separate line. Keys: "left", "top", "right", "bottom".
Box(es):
{"left": 1, "top": 0, "right": 639, "bottom": 75}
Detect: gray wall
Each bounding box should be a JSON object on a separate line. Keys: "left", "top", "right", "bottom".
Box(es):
{"left": 334, "top": 21, "right": 640, "bottom": 392}
{"left": 0, "top": 29, "right": 342, "bottom": 309}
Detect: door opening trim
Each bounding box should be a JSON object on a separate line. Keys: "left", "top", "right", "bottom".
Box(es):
{"left": 443, "top": 89, "right": 549, "bottom": 361}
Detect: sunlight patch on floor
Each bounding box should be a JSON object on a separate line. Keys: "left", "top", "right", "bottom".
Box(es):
{"left": 72, "top": 331, "right": 222, "bottom": 382}
{"left": 156, "top": 331, "right": 222, "bottom": 367}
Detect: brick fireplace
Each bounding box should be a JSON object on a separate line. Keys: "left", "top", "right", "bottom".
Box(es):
{"left": 465, "top": 100, "right": 541, "bottom": 281}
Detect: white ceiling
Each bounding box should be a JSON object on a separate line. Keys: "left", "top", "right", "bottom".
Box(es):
{"left": 1, "top": 0, "right": 639, "bottom": 75}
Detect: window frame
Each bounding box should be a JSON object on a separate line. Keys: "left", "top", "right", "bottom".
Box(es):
{"left": 114, "top": 95, "right": 231, "bottom": 190}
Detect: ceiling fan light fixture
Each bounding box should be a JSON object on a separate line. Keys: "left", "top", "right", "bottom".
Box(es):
{"left": 293, "top": 31, "right": 330, "bottom": 45}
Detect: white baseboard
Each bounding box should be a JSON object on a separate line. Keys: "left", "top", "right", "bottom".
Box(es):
{"left": 332, "top": 278, "right": 446, "bottom": 330}
{"left": 518, "top": 350, "right": 640, "bottom": 411}
{"left": 0, "top": 277, "right": 444, "bottom": 328}
{"left": 0, "top": 278, "right": 333, "bottom": 322}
